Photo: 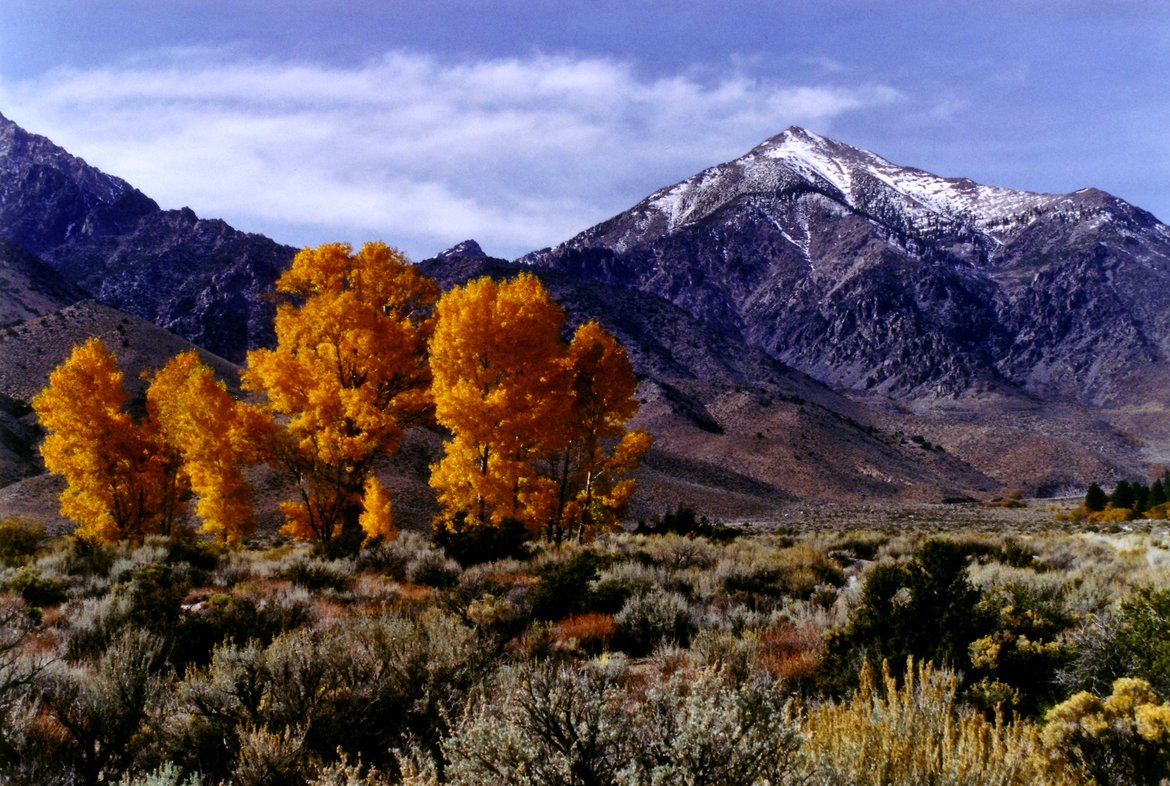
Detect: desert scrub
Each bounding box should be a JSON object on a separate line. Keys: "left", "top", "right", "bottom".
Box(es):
{"left": 818, "top": 539, "right": 989, "bottom": 696}
{"left": 1059, "top": 585, "right": 1170, "bottom": 698}
{"left": 0, "top": 516, "right": 45, "bottom": 566}
{"left": 355, "top": 531, "right": 435, "bottom": 579}
{"left": 278, "top": 556, "right": 356, "bottom": 592}
{"left": 445, "top": 657, "right": 804, "bottom": 786}
{"left": 802, "top": 659, "right": 1080, "bottom": 786}
{"left": 170, "top": 608, "right": 484, "bottom": 782}
{"left": 614, "top": 588, "right": 694, "bottom": 656}
{"left": 37, "top": 628, "right": 169, "bottom": 786}
{"left": 1041, "top": 677, "right": 1170, "bottom": 786}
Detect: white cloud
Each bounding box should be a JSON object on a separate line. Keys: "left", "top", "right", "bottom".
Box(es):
{"left": 0, "top": 50, "right": 903, "bottom": 259}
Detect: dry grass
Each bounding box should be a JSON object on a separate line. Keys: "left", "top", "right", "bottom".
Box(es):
{"left": 802, "top": 659, "right": 1082, "bottom": 786}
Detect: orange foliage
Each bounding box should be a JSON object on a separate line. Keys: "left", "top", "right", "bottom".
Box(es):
{"left": 551, "top": 321, "right": 652, "bottom": 541}
{"left": 428, "top": 274, "right": 572, "bottom": 534}
{"left": 33, "top": 338, "right": 186, "bottom": 541}
{"left": 147, "top": 351, "right": 256, "bottom": 545}
{"left": 554, "top": 612, "right": 616, "bottom": 653}
{"left": 241, "top": 242, "right": 437, "bottom": 545}
{"left": 358, "top": 476, "right": 396, "bottom": 544}
{"left": 429, "top": 276, "right": 650, "bottom": 541}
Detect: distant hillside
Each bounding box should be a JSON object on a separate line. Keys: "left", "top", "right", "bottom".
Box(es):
{"left": 0, "top": 111, "right": 295, "bottom": 361}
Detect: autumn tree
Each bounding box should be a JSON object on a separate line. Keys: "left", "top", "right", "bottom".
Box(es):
{"left": 33, "top": 338, "right": 186, "bottom": 542}
{"left": 241, "top": 242, "right": 437, "bottom": 549}
{"left": 147, "top": 351, "right": 256, "bottom": 545}
{"left": 549, "top": 321, "right": 652, "bottom": 542}
{"left": 429, "top": 274, "right": 650, "bottom": 541}
{"left": 429, "top": 273, "right": 571, "bottom": 534}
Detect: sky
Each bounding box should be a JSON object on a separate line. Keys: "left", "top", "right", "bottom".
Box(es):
{"left": 1, "top": 1, "right": 1168, "bottom": 261}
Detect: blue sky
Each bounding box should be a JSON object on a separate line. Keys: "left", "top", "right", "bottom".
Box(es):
{"left": 1, "top": 1, "right": 1168, "bottom": 260}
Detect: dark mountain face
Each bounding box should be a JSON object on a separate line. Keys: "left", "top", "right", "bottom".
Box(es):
{"left": 522, "top": 127, "right": 1170, "bottom": 406}
{"left": 0, "top": 112, "right": 294, "bottom": 361}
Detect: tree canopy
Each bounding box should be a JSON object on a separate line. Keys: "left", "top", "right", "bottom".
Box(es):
{"left": 33, "top": 338, "right": 186, "bottom": 542}
{"left": 429, "top": 273, "right": 650, "bottom": 541}
{"left": 241, "top": 242, "right": 437, "bottom": 548}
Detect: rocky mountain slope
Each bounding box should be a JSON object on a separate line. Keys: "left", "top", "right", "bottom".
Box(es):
{"left": 522, "top": 127, "right": 1170, "bottom": 408}
{"left": 0, "top": 112, "right": 295, "bottom": 361}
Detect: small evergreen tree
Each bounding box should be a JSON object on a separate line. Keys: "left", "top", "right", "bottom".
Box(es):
{"left": 1150, "top": 478, "right": 1167, "bottom": 507}
{"left": 1084, "top": 483, "right": 1108, "bottom": 512}
{"left": 1110, "top": 480, "right": 1135, "bottom": 511}
{"left": 1133, "top": 481, "right": 1150, "bottom": 515}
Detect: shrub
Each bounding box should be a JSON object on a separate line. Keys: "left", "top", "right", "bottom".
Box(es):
{"left": 445, "top": 660, "right": 631, "bottom": 786}
{"left": 404, "top": 550, "right": 461, "bottom": 588}
{"left": 6, "top": 566, "right": 68, "bottom": 608}
{"left": 0, "top": 517, "right": 44, "bottom": 566}
{"left": 433, "top": 517, "right": 530, "bottom": 566}
{"left": 355, "top": 531, "right": 432, "bottom": 578}
{"left": 529, "top": 551, "right": 602, "bottom": 621}
{"left": 553, "top": 613, "right": 616, "bottom": 655}
{"left": 619, "top": 667, "right": 801, "bottom": 786}
{"left": 117, "top": 763, "right": 200, "bottom": 786}
{"left": 803, "top": 659, "right": 1078, "bottom": 786}
{"left": 232, "top": 724, "right": 312, "bottom": 786}
{"left": 38, "top": 628, "right": 168, "bottom": 785}
{"left": 614, "top": 589, "right": 694, "bottom": 656}
{"left": 589, "top": 560, "right": 659, "bottom": 614}
{"left": 1060, "top": 585, "right": 1170, "bottom": 698}
{"left": 635, "top": 506, "right": 741, "bottom": 542}
{"left": 1041, "top": 678, "right": 1170, "bottom": 786}
{"left": 818, "top": 539, "right": 989, "bottom": 695}
{"left": 280, "top": 557, "right": 355, "bottom": 592}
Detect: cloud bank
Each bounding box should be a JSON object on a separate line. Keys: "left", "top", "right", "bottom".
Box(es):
{"left": 0, "top": 50, "right": 902, "bottom": 259}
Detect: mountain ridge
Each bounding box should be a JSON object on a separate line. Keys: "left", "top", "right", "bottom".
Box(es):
{"left": 520, "top": 127, "right": 1170, "bottom": 407}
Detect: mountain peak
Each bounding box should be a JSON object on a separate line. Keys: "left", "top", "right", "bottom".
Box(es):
{"left": 436, "top": 239, "right": 487, "bottom": 259}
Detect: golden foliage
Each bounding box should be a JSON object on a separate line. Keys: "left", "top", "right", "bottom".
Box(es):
{"left": 428, "top": 274, "right": 572, "bottom": 533}
{"left": 147, "top": 351, "right": 256, "bottom": 545}
{"left": 803, "top": 659, "right": 1081, "bottom": 786}
{"left": 1042, "top": 678, "right": 1170, "bottom": 785}
{"left": 32, "top": 338, "right": 185, "bottom": 542}
{"left": 358, "top": 476, "right": 396, "bottom": 544}
{"left": 241, "top": 242, "right": 437, "bottom": 544}
{"left": 428, "top": 276, "right": 649, "bottom": 540}
{"left": 551, "top": 321, "right": 652, "bottom": 541}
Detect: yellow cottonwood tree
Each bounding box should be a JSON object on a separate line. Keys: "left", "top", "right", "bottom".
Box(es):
{"left": 241, "top": 242, "right": 438, "bottom": 548}
{"left": 429, "top": 276, "right": 649, "bottom": 541}
{"left": 147, "top": 351, "right": 256, "bottom": 546}
{"left": 428, "top": 274, "right": 572, "bottom": 534}
{"left": 549, "top": 321, "right": 652, "bottom": 541}
{"left": 33, "top": 338, "right": 186, "bottom": 542}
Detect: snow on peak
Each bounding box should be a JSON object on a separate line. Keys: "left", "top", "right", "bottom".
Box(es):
{"left": 753, "top": 127, "right": 1056, "bottom": 226}
{"left": 642, "top": 126, "right": 1062, "bottom": 239}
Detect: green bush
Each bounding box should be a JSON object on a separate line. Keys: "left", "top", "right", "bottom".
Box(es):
{"left": 433, "top": 517, "right": 530, "bottom": 566}
{"left": 819, "top": 539, "right": 989, "bottom": 695}
{"left": 529, "top": 551, "right": 603, "bottom": 621}
{"left": 1060, "top": 586, "right": 1170, "bottom": 699}
{"left": 6, "top": 566, "right": 68, "bottom": 608}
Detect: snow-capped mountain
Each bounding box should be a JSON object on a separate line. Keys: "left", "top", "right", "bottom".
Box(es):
{"left": 523, "top": 127, "right": 1170, "bottom": 405}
